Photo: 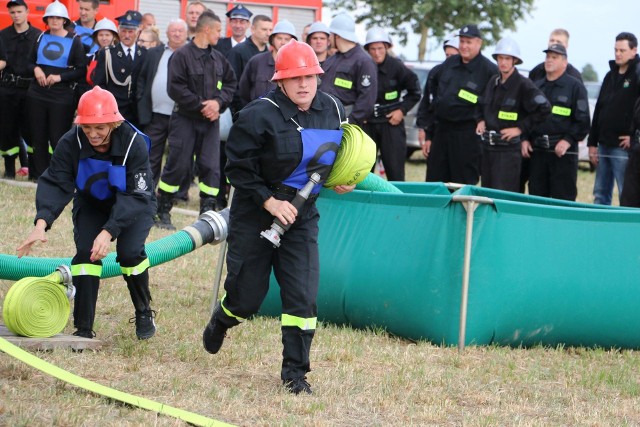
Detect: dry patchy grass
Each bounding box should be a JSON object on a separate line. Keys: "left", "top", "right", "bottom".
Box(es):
{"left": 0, "top": 161, "right": 638, "bottom": 426}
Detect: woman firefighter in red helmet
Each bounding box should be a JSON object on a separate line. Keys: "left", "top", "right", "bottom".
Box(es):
{"left": 18, "top": 86, "right": 158, "bottom": 340}
{"left": 202, "top": 39, "right": 355, "bottom": 394}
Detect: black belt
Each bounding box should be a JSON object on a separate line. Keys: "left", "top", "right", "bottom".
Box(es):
{"left": 1, "top": 73, "right": 33, "bottom": 89}
{"left": 482, "top": 131, "right": 520, "bottom": 146}
{"left": 533, "top": 134, "right": 563, "bottom": 149}
{"left": 268, "top": 183, "right": 319, "bottom": 201}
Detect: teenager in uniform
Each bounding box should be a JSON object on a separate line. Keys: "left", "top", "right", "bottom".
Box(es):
{"left": 26, "top": 0, "right": 86, "bottom": 180}
{"left": 320, "top": 12, "right": 377, "bottom": 126}
{"left": 476, "top": 37, "right": 550, "bottom": 192}
{"left": 0, "top": 0, "right": 41, "bottom": 179}
{"left": 155, "top": 10, "right": 236, "bottom": 229}
{"left": 202, "top": 40, "right": 355, "bottom": 395}
{"left": 363, "top": 27, "right": 421, "bottom": 181}
{"left": 18, "top": 86, "right": 157, "bottom": 340}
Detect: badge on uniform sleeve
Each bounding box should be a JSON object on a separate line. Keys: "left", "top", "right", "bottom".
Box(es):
{"left": 361, "top": 75, "right": 371, "bottom": 87}
{"left": 134, "top": 172, "right": 150, "bottom": 192}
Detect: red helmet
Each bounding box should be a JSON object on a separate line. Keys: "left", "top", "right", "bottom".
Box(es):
{"left": 75, "top": 86, "right": 125, "bottom": 124}
{"left": 271, "top": 39, "right": 324, "bottom": 81}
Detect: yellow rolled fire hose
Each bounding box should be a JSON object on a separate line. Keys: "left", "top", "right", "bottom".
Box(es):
{"left": 3, "top": 266, "right": 74, "bottom": 338}
{"left": 324, "top": 123, "right": 401, "bottom": 193}
{"left": 324, "top": 123, "right": 376, "bottom": 188}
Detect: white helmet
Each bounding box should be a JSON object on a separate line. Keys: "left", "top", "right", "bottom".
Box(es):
{"left": 306, "top": 21, "right": 330, "bottom": 43}
{"left": 443, "top": 33, "right": 459, "bottom": 51}
{"left": 492, "top": 37, "right": 523, "bottom": 65}
{"left": 92, "top": 18, "right": 118, "bottom": 37}
{"left": 329, "top": 12, "right": 358, "bottom": 44}
{"left": 364, "top": 27, "right": 392, "bottom": 49}
{"left": 43, "top": 1, "right": 70, "bottom": 25}
{"left": 269, "top": 19, "right": 298, "bottom": 45}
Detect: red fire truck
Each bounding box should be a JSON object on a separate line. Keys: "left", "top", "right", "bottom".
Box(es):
{"left": 0, "top": 0, "right": 322, "bottom": 39}
{"left": 0, "top": 0, "right": 129, "bottom": 30}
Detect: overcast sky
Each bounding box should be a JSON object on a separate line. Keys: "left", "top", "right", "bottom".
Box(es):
{"left": 325, "top": 0, "right": 639, "bottom": 82}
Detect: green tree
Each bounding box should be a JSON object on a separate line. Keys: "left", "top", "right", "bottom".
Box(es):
{"left": 328, "top": 0, "right": 536, "bottom": 60}
{"left": 581, "top": 63, "right": 598, "bottom": 82}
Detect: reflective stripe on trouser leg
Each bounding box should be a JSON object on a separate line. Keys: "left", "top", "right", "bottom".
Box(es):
{"left": 219, "top": 294, "right": 246, "bottom": 323}
{"left": 160, "top": 113, "right": 221, "bottom": 197}
{"left": 71, "top": 263, "right": 102, "bottom": 331}
{"left": 273, "top": 202, "right": 320, "bottom": 380}
{"left": 217, "top": 198, "right": 280, "bottom": 328}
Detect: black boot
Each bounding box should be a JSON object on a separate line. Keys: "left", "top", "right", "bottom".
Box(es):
{"left": 202, "top": 303, "right": 228, "bottom": 354}
{"left": 199, "top": 196, "right": 218, "bottom": 215}
{"left": 155, "top": 191, "right": 176, "bottom": 230}
{"left": 72, "top": 274, "right": 100, "bottom": 337}
{"left": 4, "top": 155, "right": 16, "bottom": 179}
{"left": 124, "top": 270, "right": 156, "bottom": 340}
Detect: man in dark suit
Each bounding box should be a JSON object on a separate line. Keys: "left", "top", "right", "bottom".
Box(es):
{"left": 93, "top": 10, "right": 148, "bottom": 127}
{"left": 137, "top": 18, "right": 188, "bottom": 188}
{"left": 214, "top": 4, "right": 252, "bottom": 57}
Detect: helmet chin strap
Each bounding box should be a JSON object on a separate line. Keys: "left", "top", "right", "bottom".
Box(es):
{"left": 279, "top": 83, "right": 309, "bottom": 112}
{"left": 91, "top": 127, "right": 113, "bottom": 148}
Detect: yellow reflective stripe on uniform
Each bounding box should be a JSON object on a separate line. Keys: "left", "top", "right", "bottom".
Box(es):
{"left": 384, "top": 91, "right": 398, "bottom": 101}
{"left": 458, "top": 89, "right": 478, "bottom": 104}
{"left": 48, "top": 143, "right": 54, "bottom": 155}
{"left": 0, "top": 146, "right": 20, "bottom": 156}
{"left": 120, "top": 258, "right": 150, "bottom": 276}
{"left": 498, "top": 111, "right": 518, "bottom": 121}
{"left": 552, "top": 105, "right": 571, "bottom": 116}
{"left": 220, "top": 295, "right": 246, "bottom": 322}
{"left": 198, "top": 182, "right": 219, "bottom": 196}
{"left": 71, "top": 263, "right": 102, "bottom": 277}
{"left": 217, "top": 81, "right": 222, "bottom": 90}
{"left": 334, "top": 78, "right": 353, "bottom": 89}
{"left": 158, "top": 180, "right": 180, "bottom": 194}
{"left": 25, "top": 145, "right": 33, "bottom": 154}
{"left": 281, "top": 313, "right": 317, "bottom": 330}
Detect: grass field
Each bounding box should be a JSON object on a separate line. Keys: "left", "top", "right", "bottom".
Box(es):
{"left": 0, "top": 158, "right": 636, "bottom": 426}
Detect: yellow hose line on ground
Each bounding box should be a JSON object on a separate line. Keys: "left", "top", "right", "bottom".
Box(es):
{"left": 0, "top": 337, "right": 235, "bottom": 427}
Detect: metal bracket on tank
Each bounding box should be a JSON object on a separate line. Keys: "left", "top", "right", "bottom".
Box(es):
{"left": 451, "top": 195, "right": 494, "bottom": 352}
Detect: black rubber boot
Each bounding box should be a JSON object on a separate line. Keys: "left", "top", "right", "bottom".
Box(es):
{"left": 283, "top": 377, "right": 312, "bottom": 395}
{"left": 202, "top": 303, "right": 228, "bottom": 354}
{"left": 4, "top": 155, "right": 16, "bottom": 179}
{"left": 154, "top": 191, "right": 176, "bottom": 230}
{"left": 199, "top": 196, "right": 218, "bottom": 215}
{"left": 124, "top": 270, "right": 156, "bottom": 340}
{"left": 72, "top": 274, "right": 100, "bottom": 334}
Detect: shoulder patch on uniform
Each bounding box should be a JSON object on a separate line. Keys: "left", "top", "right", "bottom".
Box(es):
{"left": 577, "top": 99, "right": 589, "bottom": 112}
{"left": 534, "top": 94, "right": 548, "bottom": 105}
{"left": 134, "top": 172, "right": 150, "bottom": 193}
{"left": 361, "top": 75, "right": 371, "bottom": 87}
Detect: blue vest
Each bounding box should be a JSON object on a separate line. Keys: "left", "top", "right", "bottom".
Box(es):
{"left": 37, "top": 33, "right": 73, "bottom": 67}
{"left": 262, "top": 96, "right": 345, "bottom": 194}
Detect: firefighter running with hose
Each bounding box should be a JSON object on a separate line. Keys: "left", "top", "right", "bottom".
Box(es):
{"left": 17, "top": 86, "right": 158, "bottom": 340}
{"left": 202, "top": 39, "right": 355, "bottom": 395}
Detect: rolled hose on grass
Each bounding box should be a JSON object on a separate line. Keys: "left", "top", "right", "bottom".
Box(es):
{"left": 3, "top": 266, "right": 74, "bottom": 338}
{"left": 325, "top": 123, "right": 402, "bottom": 194}
{"left": 1, "top": 210, "right": 230, "bottom": 337}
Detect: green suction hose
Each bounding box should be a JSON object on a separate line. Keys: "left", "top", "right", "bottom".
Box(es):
{"left": 0, "top": 210, "right": 230, "bottom": 282}
{"left": 1, "top": 210, "right": 230, "bottom": 337}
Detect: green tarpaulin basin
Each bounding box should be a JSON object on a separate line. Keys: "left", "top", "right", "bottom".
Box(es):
{"left": 260, "top": 183, "right": 640, "bottom": 349}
